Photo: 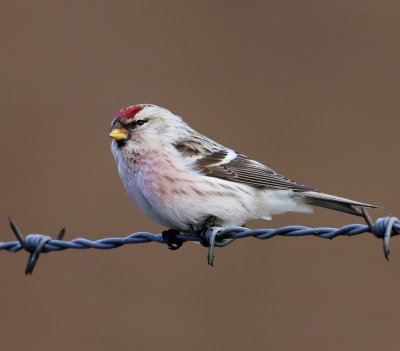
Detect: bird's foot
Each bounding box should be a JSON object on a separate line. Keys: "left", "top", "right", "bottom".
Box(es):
{"left": 196, "top": 216, "right": 218, "bottom": 247}
{"left": 162, "top": 229, "right": 183, "bottom": 250}
{"left": 195, "top": 216, "right": 220, "bottom": 266}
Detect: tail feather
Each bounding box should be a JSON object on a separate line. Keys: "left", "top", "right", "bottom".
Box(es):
{"left": 295, "top": 191, "right": 379, "bottom": 217}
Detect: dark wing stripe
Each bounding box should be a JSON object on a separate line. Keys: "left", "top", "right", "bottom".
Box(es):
{"left": 234, "top": 171, "right": 312, "bottom": 189}
{"left": 198, "top": 153, "right": 315, "bottom": 191}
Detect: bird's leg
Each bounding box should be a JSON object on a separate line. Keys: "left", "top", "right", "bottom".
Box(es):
{"left": 162, "top": 229, "right": 183, "bottom": 250}
{"left": 205, "top": 215, "right": 217, "bottom": 228}
{"left": 196, "top": 216, "right": 218, "bottom": 247}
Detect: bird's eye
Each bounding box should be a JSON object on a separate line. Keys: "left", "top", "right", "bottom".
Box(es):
{"left": 125, "top": 118, "right": 148, "bottom": 129}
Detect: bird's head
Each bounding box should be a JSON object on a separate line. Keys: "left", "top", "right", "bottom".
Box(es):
{"left": 109, "top": 104, "right": 185, "bottom": 151}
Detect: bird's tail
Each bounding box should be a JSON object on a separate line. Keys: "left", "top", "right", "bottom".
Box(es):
{"left": 294, "top": 191, "right": 379, "bottom": 216}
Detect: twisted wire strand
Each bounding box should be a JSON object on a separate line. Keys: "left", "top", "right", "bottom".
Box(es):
{"left": 1, "top": 216, "right": 399, "bottom": 274}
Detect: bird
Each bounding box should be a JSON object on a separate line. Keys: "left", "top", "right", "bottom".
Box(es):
{"left": 109, "top": 104, "right": 377, "bottom": 242}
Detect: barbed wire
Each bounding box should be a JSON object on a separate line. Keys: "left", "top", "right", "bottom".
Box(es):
{"left": 1, "top": 215, "right": 399, "bottom": 275}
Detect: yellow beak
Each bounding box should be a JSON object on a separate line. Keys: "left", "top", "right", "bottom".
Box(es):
{"left": 108, "top": 128, "right": 128, "bottom": 141}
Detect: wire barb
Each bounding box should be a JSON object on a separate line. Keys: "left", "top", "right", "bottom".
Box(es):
{"left": 382, "top": 216, "right": 400, "bottom": 260}
{"left": 7, "top": 218, "right": 66, "bottom": 275}
{"left": 1, "top": 215, "right": 399, "bottom": 274}
{"left": 9, "top": 217, "right": 26, "bottom": 250}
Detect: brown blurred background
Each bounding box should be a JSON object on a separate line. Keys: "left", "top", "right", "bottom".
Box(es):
{"left": 1, "top": 1, "right": 399, "bottom": 350}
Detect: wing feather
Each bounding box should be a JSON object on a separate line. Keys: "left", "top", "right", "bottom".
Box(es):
{"left": 174, "top": 140, "right": 315, "bottom": 191}
{"left": 173, "top": 137, "right": 378, "bottom": 214}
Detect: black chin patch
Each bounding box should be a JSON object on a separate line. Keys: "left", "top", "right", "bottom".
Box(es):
{"left": 117, "top": 140, "right": 127, "bottom": 148}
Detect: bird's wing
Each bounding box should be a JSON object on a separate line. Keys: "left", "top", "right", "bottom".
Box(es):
{"left": 173, "top": 138, "right": 378, "bottom": 215}
{"left": 173, "top": 139, "right": 316, "bottom": 191}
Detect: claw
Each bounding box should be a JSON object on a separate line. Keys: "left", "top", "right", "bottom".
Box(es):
{"left": 162, "top": 229, "right": 183, "bottom": 250}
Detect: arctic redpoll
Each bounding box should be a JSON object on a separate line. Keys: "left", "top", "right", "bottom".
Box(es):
{"left": 109, "top": 104, "right": 377, "bottom": 234}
